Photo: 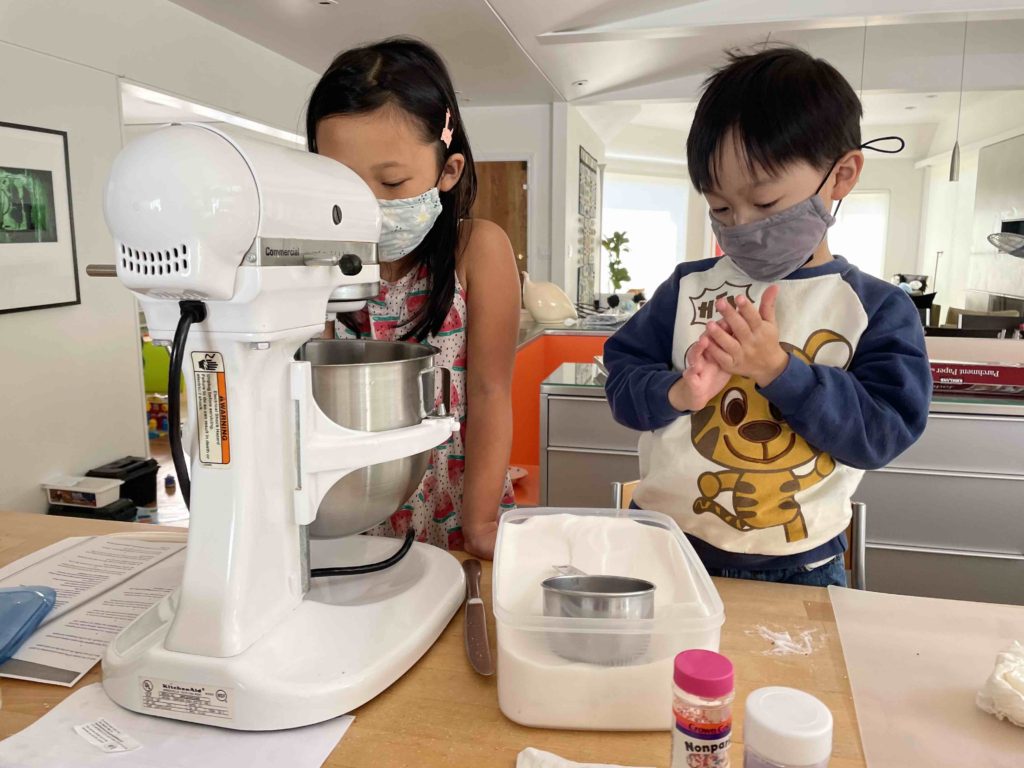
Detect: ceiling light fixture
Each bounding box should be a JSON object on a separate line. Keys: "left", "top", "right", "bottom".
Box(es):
{"left": 571, "top": 79, "right": 588, "bottom": 87}
{"left": 950, "top": 18, "right": 969, "bottom": 182}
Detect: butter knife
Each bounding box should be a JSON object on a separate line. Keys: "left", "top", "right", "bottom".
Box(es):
{"left": 462, "top": 559, "right": 494, "bottom": 676}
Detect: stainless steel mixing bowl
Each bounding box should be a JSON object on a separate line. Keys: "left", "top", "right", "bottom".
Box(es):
{"left": 541, "top": 573, "right": 655, "bottom": 665}
{"left": 297, "top": 339, "right": 450, "bottom": 539}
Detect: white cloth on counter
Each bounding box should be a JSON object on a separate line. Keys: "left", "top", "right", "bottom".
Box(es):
{"left": 0, "top": 683, "right": 353, "bottom": 767}
{"left": 977, "top": 640, "right": 1024, "bottom": 728}
{"left": 517, "top": 748, "right": 652, "bottom": 768}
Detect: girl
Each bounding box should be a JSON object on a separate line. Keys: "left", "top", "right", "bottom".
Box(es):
{"left": 306, "top": 38, "right": 520, "bottom": 559}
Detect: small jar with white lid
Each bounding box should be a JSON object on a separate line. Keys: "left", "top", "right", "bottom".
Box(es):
{"left": 743, "top": 687, "right": 833, "bottom": 768}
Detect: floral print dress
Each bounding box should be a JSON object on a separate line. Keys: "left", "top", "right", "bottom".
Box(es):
{"left": 335, "top": 263, "right": 516, "bottom": 549}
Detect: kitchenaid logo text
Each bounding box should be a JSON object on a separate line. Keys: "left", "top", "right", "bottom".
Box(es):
{"left": 265, "top": 246, "right": 301, "bottom": 258}
{"left": 160, "top": 684, "right": 205, "bottom": 694}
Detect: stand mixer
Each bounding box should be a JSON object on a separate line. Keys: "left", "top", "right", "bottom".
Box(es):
{"left": 90, "top": 124, "right": 465, "bottom": 730}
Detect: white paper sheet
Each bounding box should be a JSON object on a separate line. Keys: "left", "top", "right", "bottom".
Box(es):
{"left": 517, "top": 748, "right": 651, "bottom": 768}
{"left": 0, "top": 551, "right": 186, "bottom": 685}
{"left": 0, "top": 536, "right": 184, "bottom": 621}
{"left": 0, "top": 683, "right": 354, "bottom": 768}
{"left": 829, "top": 586, "right": 1024, "bottom": 767}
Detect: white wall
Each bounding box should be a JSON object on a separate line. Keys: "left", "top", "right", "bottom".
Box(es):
{"left": 551, "top": 104, "right": 607, "bottom": 296}
{"left": 919, "top": 153, "right": 980, "bottom": 313}
{"left": 0, "top": 41, "right": 147, "bottom": 513}
{"left": 0, "top": 0, "right": 319, "bottom": 136}
{"left": 967, "top": 133, "right": 1024, "bottom": 300}
{"left": 924, "top": 91, "right": 1024, "bottom": 160}
{"left": 916, "top": 91, "right": 1024, "bottom": 311}
{"left": 460, "top": 105, "right": 552, "bottom": 281}
{"left": 0, "top": 0, "right": 325, "bottom": 513}
{"left": 605, "top": 124, "right": 687, "bottom": 167}
{"left": 853, "top": 158, "right": 926, "bottom": 277}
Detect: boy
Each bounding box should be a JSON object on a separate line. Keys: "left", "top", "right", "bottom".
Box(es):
{"left": 603, "top": 46, "right": 931, "bottom": 587}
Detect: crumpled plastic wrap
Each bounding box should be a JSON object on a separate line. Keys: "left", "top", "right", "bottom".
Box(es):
{"left": 977, "top": 640, "right": 1024, "bottom": 728}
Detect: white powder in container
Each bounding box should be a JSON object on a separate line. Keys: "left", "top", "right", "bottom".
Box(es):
{"left": 494, "top": 511, "right": 724, "bottom": 731}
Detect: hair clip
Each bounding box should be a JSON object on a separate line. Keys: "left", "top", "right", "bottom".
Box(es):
{"left": 440, "top": 109, "right": 454, "bottom": 149}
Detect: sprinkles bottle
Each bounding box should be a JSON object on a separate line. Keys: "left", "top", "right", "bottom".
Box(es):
{"left": 672, "top": 650, "right": 735, "bottom": 768}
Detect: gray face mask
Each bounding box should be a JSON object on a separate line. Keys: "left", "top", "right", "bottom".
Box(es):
{"left": 710, "top": 136, "right": 906, "bottom": 282}
{"left": 710, "top": 192, "right": 835, "bottom": 283}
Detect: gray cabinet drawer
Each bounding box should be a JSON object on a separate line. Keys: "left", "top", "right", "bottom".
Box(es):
{"left": 858, "top": 469, "right": 1024, "bottom": 555}
{"left": 891, "top": 413, "right": 1024, "bottom": 475}
{"left": 866, "top": 545, "right": 1024, "bottom": 605}
{"left": 547, "top": 397, "right": 640, "bottom": 452}
{"left": 545, "top": 450, "right": 640, "bottom": 508}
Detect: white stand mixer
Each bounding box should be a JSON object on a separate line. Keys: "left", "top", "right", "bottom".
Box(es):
{"left": 94, "top": 124, "right": 465, "bottom": 730}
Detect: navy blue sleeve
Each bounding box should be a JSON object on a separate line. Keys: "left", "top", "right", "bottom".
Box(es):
{"left": 759, "top": 280, "right": 932, "bottom": 470}
{"left": 604, "top": 261, "right": 712, "bottom": 431}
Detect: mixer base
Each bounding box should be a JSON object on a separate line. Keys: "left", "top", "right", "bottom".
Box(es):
{"left": 102, "top": 537, "right": 465, "bottom": 730}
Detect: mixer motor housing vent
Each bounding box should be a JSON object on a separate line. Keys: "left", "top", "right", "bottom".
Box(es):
{"left": 120, "top": 242, "right": 191, "bottom": 277}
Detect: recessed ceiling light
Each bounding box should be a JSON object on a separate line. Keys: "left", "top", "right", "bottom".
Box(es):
{"left": 905, "top": 105, "right": 917, "bottom": 110}
{"left": 926, "top": 94, "right": 938, "bottom": 99}
{"left": 572, "top": 79, "right": 588, "bottom": 87}
{"left": 317, "top": 0, "right": 337, "bottom": 5}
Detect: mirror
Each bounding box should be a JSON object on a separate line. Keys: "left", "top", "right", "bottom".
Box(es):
{"left": 576, "top": 18, "right": 1024, "bottom": 328}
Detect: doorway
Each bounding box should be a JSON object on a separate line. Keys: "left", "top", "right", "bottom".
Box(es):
{"left": 472, "top": 160, "right": 529, "bottom": 277}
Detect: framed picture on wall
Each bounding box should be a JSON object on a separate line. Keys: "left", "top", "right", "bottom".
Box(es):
{"left": 0, "top": 121, "right": 80, "bottom": 314}
{"left": 578, "top": 146, "right": 598, "bottom": 219}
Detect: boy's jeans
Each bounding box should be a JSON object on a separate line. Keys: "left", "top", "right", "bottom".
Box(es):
{"left": 706, "top": 555, "right": 847, "bottom": 587}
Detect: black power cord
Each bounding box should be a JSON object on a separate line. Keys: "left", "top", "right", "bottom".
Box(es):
{"left": 168, "top": 300, "right": 207, "bottom": 509}
{"left": 166, "top": 296, "right": 413, "bottom": 576}
{"left": 310, "top": 528, "right": 416, "bottom": 578}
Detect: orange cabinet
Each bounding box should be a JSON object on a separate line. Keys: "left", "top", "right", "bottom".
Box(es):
{"left": 509, "top": 332, "right": 610, "bottom": 505}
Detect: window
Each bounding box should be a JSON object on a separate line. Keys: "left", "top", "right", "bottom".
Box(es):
{"left": 601, "top": 173, "right": 689, "bottom": 295}
{"left": 829, "top": 191, "right": 890, "bottom": 278}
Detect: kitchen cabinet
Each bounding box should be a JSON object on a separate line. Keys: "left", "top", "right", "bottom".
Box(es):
{"left": 540, "top": 364, "right": 640, "bottom": 508}
{"left": 511, "top": 319, "right": 612, "bottom": 505}
{"left": 858, "top": 401, "right": 1024, "bottom": 604}
{"left": 540, "top": 363, "right": 1024, "bottom": 605}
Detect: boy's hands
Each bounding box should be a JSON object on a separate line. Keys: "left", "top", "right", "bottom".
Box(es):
{"left": 668, "top": 336, "right": 732, "bottom": 412}
{"left": 703, "top": 285, "right": 790, "bottom": 388}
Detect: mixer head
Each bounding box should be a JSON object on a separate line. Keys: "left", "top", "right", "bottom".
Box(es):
{"left": 103, "top": 123, "right": 382, "bottom": 305}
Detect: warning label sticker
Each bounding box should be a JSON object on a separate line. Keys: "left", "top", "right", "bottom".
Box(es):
{"left": 140, "top": 677, "right": 233, "bottom": 721}
{"left": 191, "top": 351, "right": 231, "bottom": 465}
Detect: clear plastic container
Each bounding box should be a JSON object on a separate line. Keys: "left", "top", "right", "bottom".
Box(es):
{"left": 493, "top": 507, "right": 725, "bottom": 731}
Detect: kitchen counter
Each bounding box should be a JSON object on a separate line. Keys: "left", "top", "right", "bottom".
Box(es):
{"left": 516, "top": 315, "right": 618, "bottom": 350}
{"left": 542, "top": 362, "right": 1024, "bottom": 417}
{"left": 0, "top": 510, "right": 866, "bottom": 767}
{"left": 541, "top": 363, "right": 1024, "bottom": 605}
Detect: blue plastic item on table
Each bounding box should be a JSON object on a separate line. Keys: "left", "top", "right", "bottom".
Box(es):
{"left": 0, "top": 585, "right": 57, "bottom": 664}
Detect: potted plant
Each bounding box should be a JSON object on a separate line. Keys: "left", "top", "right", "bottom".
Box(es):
{"left": 602, "top": 231, "right": 630, "bottom": 308}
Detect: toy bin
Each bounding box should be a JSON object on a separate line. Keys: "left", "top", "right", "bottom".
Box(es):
{"left": 87, "top": 456, "right": 159, "bottom": 508}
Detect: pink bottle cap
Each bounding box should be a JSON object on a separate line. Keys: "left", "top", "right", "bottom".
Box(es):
{"left": 674, "top": 649, "right": 734, "bottom": 699}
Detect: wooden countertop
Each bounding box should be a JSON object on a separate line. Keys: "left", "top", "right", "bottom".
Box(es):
{"left": 0, "top": 511, "right": 864, "bottom": 767}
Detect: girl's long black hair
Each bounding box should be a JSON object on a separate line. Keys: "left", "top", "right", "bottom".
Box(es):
{"left": 306, "top": 37, "right": 477, "bottom": 341}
